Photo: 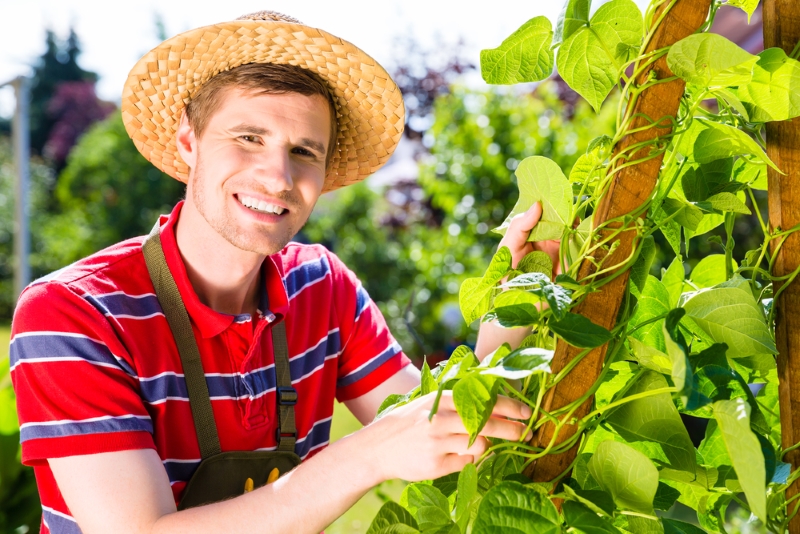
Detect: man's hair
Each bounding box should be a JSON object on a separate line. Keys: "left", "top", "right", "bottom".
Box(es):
{"left": 185, "top": 63, "right": 338, "bottom": 168}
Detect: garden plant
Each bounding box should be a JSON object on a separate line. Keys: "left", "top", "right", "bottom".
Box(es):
{"left": 367, "top": 0, "right": 800, "bottom": 532}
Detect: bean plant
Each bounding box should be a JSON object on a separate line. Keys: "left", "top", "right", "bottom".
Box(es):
{"left": 368, "top": 0, "right": 800, "bottom": 532}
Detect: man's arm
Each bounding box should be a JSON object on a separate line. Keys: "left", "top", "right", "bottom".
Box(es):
{"left": 344, "top": 364, "right": 420, "bottom": 424}
{"left": 50, "top": 392, "right": 530, "bottom": 534}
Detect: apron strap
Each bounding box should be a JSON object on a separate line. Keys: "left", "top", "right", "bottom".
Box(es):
{"left": 142, "top": 222, "right": 298, "bottom": 458}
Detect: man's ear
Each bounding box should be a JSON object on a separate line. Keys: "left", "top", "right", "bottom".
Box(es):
{"left": 176, "top": 112, "right": 197, "bottom": 170}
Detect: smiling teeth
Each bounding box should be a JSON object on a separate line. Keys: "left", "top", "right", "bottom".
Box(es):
{"left": 238, "top": 195, "right": 285, "bottom": 215}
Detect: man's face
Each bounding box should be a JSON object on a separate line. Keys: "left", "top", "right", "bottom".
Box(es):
{"left": 181, "top": 88, "right": 331, "bottom": 255}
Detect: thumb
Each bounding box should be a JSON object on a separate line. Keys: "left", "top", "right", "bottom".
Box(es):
{"left": 508, "top": 202, "right": 543, "bottom": 237}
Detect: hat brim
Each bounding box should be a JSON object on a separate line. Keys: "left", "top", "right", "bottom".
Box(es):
{"left": 121, "top": 20, "right": 405, "bottom": 193}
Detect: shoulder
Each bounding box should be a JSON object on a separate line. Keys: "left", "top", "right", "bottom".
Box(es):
{"left": 276, "top": 242, "right": 355, "bottom": 284}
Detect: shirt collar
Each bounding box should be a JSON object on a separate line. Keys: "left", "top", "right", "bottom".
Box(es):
{"left": 156, "top": 201, "right": 290, "bottom": 339}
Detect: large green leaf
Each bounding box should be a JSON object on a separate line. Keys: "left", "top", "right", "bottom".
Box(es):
{"left": 553, "top": 0, "right": 591, "bottom": 47}
{"left": 682, "top": 277, "right": 776, "bottom": 358}
{"left": 680, "top": 159, "right": 743, "bottom": 203}
{"left": 606, "top": 371, "right": 696, "bottom": 473}
{"left": 713, "top": 398, "right": 767, "bottom": 522}
{"left": 421, "top": 360, "right": 437, "bottom": 396}
{"left": 481, "top": 17, "right": 555, "bottom": 84}
{"left": 662, "top": 519, "right": 707, "bottom": 534}
{"left": 662, "top": 311, "right": 694, "bottom": 406}
{"left": 667, "top": 33, "right": 756, "bottom": 87}
{"left": 689, "top": 254, "right": 733, "bottom": 290}
{"left": 588, "top": 440, "right": 659, "bottom": 514}
{"left": 727, "top": 0, "right": 760, "bottom": 22}
{"left": 459, "top": 247, "right": 512, "bottom": 324}
{"left": 482, "top": 347, "right": 554, "bottom": 380}
{"left": 662, "top": 256, "right": 685, "bottom": 309}
{"left": 491, "top": 289, "right": 540, "bottom": 328}
{"left": 517, "top": 250, "right": 554, "bottom": 278}
{"left": 629, "top": 236, "right": 656, "bottom": 298}
{"left": 661, "top": 198, "right": 703, "bottom": 231}
{"left": 677, "top": 119, "right": 778, "bottom": 171}
{"left": 550, "top": 312, "right": 613, "bottom": 348}
{"left": 628, "top": 338, "right": 672, "bottom": 374}
{"left": 472, "top": 481, "right": 561, "bottom": 534}
{"left": 367, "top": 502, "right": 420, "bottom": 534}
{"left": 563, "top": 500, "right": 621, "bottom": 534}
{"left": 400, "top": 483, "right": 450, "bottom": 516}
{"left": 453, "top": 373, "right": 499, "bottom": 446}
{"left": 557, "top": 0, "right": 644, "bottom": 111}
{"left": 455, "top": 463, "right": 478, "bottom": 532}
{"left": 629, "top": 275, "right": 671, "bottom": 352}
{"left": 494, "top": 156, "right": 573, "bottom": 242}
{"left": 738, "top": 47, "right": 800, "bottom": 122}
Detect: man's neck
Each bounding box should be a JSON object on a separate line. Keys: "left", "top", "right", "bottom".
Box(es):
{"left": 174, "top": 202, "right": 265, "bottom": 316}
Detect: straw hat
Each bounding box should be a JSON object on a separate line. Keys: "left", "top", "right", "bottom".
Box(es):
{"left": 121, "top": 10, "right": 405, "bottom": 192}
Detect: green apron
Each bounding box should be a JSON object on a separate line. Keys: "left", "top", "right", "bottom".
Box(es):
{"left": 142, "top": 223, "right": 302, "bottom": 510}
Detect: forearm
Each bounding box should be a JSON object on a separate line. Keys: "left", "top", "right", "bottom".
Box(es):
{"left": 475, "top": 321, "right": 531, "bottom": 361}
{"left": 153, "top": 431, "right": 382, "bottom": 534}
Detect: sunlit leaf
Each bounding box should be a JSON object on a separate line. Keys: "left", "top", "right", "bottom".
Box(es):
{"left": 588, "top": 440, "right": 659, "bottom": 514}
{"left": 481, "top": 17, "right": 555, "bottom": 84}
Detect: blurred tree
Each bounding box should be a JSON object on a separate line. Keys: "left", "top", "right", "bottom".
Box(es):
{"left": 34, "top": 113, "right": 185, "bottom": 273}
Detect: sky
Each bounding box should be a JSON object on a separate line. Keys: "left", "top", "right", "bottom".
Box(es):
{"left": 0, "top": 0, "right": 652, "bottom": 115}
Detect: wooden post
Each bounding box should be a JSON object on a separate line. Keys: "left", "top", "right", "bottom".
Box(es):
{"left": 764, "top": 1, "right": 800, "bottom": 531}
{"left": 524, "top": 0, "right": 713, "bottom": 483}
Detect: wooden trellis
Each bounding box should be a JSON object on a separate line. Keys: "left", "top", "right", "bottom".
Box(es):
{"left": 523, "top": 0, "right": 714, "bottom": 483}
{"left": 765, "top": 1, "right": 800, "bottom": 532}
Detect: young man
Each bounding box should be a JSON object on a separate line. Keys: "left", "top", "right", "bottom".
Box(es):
{"left": 10, "top": 11, "right": 549, "bottom": 534}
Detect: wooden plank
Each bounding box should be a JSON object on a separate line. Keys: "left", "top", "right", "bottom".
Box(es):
{"left": 764, "top": 1, "right": 800, "bottom": 531}
{"left": 524, "top": 0, "right": 713, "bottom": 484}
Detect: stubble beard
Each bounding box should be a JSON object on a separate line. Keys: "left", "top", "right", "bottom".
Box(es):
{"left": 190, "top": 154, "right": 308, "bottom": 256}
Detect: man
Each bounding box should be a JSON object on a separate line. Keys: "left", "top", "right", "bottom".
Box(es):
{"left": 10, "top": 11, "right": 550, "bottom": 534}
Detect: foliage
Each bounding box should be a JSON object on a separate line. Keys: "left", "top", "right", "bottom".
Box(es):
{"left": 369, "top": 0, "right": 800, "bottom": 532}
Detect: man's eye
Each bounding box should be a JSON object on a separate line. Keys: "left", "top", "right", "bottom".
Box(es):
{"left": 241, "top": 135, "right": 259, "bottom": 143}
{"left": 292, "top": 147, "right": 314, "bottom": 157}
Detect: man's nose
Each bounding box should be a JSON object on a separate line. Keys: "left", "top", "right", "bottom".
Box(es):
{"left": 252, "top": 147, "right": 294, "bottom": 191}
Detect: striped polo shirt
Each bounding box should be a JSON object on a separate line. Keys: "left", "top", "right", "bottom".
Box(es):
{"left": 10, "top": 201, "right": 410, "bottom": 534}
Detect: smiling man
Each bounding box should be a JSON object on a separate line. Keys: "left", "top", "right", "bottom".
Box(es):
{"left": 10, "top": 11, "right": 545, "bottom": 534}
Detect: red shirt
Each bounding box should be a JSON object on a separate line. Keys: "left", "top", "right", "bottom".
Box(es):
{"left": 10, "top": 202, "right": 410, "bottom": 533}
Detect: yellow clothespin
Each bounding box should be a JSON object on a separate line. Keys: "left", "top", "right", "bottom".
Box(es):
{"left": 244, "top": 477, "right": 254, "bottom": 493}
{"left": 267, "top": 468, "right": 280, "bottom": 484}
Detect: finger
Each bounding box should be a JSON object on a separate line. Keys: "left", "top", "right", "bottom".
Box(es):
{"left": 479, "top": 417, "right": 531, "bottom": 442}
{"left": 440, "top": 453, "right": 476, "bottom": 475}
{"left": 507, "top": 202, "right": 543, "bottom": 236}
{"left": 491, "top": 395, "right": 533, "bottom": 420}
{"left": 441, "top": 435, "right": 490, "bottom": 456}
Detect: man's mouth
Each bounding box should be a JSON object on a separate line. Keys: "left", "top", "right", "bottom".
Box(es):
{"left": 236, "top": 194, "right": 287, "bottom": 215}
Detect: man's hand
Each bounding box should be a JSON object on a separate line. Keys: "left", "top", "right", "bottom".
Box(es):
{"left": 360, "top": 391, "right": 531, "bottom": 482}
{"left": 497, "top": 202, "right": 561, "bottom": 274}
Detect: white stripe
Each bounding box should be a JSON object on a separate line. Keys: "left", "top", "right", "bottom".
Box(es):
{"left": 302, "top": 440, "right": 330, "bottom": 459}
{"left": 291, "top": 354, "right": 338, "bottom": 384}
{"left": 107, "top": 312, "right": 163, "bottom": 320}
{"left": 138, "top": 370, "right": 184, "bottom": 382}
{"left": 20, "top": 414, "right": 151, "bottom": 430}
{"left": 163, "top": 458, "right": 201, "bottom": 463}
{"left": 282, "top": 256, "right": 328, "bottom": 278}
{"left": 144, "top": 396, "right": 191, "bottom": 405}
{"left": 10, "top": 330, "right": 106, "bottom": 345}
{"left": 289, "top": 329, "right": 339, "bottom": 361}
{"left": 288, "top": 273, "right": 330, "bottom": 301}
{"left": 340, "top": 341, "right": 401, "bottom": 379}
{"left": 87, "top": 290, "right": 156, "bottom": 299}
{"left": 10, "top": 357, "right": 124, "bottom": 372}
{"left": 295, "top": 416, "right": 333, "bottom": 445}
{"left": 41, "top": 506, "right": 77, "bottom": 523}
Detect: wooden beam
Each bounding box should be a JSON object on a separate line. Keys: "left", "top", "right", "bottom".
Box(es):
{"left": 524, "top": 0, "right": 713, "bottom": 484}
{"left": 764, "top": 1, "right": 800, "bottom": 531}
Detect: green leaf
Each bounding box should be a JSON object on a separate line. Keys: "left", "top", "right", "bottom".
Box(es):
{"left": 401, "top": 483, "right": 450, "bottom": 517}
{"left": 699, "top": 192, "right": 751, "bottom": 215}
{"left": 733, "top": 159, "right": 768, "bottom": 190}
{"left": 459, "top": 247, "right": 512, "bottom": 324}
{"left": 481, "top": 17, "right": 555, "bottom": 84}
{"left": 737, "top": 47, "right": 800, "bottom": 122}
{"left": 377, "top": 392, "right": 415, "bottom": 419}
{"left": 682, "top": 277, "right": 776, "bottom": 358}
{"left": 494, "top": 156, "right": 573, "bottom": 242}
{"left": 562, "top": 485, "right": 616, "bottom": 517}
{"left": 501, "top": 273, "right": 573, "bottom": 320}
{"left": 421, "top": 360, "right": 437, "bottom": 396}
{"left": 662, "top": 318, "right": 693, "bottom": 405}
{"left": 492, "top": 289, "right": 540, "bottom": 328}
{"left": 367, "top": 501, "right": 420, "bottom": 534}
{"left": 726, "top": 0, "right": 760, "bottom": 22}
{"left": 628, "top": 338, "right": 672, "bottom": 374}
{"left": 713, "top": 398, "right": 767, "bottom": 522}
{"left": 662, "top": 256, "right": 685, "bottom": 308}
{"left": 455, "top": 463, "right": 478, "bottom": 531}
{"left": 595, "top": 361, "right": 638, "bottom": 409}
{"left": 680, "top": 159, "right": 744, "bottom": 203}
{"left": 453, "top": 374, "right": 499, "bottom": 446}
{"left": 588, "top": 440, "right": 659, "bottom": 514}
{"left": 653, "top": 207, "right": 682, "bottom": 255}
{"left": 550, "top": 312, "right": 613, "bottom": 348}
{"left": 472, "top": 481, "right": 561, "bottom": 534}
{"left": 662, "top": 519, "right": 707, "bottom": 534}
{"left": 563, "top": 500, "right": 621, "bottom": 534}
{"left": 553, "top": 0, "right": 590, "bottom": 48}
{"left": 606, "top": 371, "right": 697, "bottom": 474}
{"left": 667, "top": 33, "right": 756, "bottom": 87}
{"left": 629, "top": 275, "right": 671, "bottom": 351}
{"left": 678, "top": 118, "right": 779, "bottom": 171}
{"left": 689, "top": 254, "right": 736, "bottom": 289}
{"left": 557, "top": 0, "right": 644, "bottom": 111}
{"left": 661, "top": 198, "right": 703, "bottom": 231}
{"left": 630, "top": 235, "right": 656, "bottom": 298}
{"left": 653, "top": 483, "right": 681, "bottom": 511}
{"left": 482, "top": 346, "right": 554, "bottom": 380}
{"left": 517, "top": 250, "right": 554, "bottom": 278}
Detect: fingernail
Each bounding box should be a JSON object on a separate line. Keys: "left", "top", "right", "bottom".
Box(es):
{"left": 521, "top": 405, "right": 532, "bottom": 418}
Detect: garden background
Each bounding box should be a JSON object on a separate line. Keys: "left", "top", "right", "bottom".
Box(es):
{"left": 0, "top": 2, "right": 765, "bottom": 532}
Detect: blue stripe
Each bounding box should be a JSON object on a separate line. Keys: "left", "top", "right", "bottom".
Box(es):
{"left": 139, "top": 374, "right": 189, "bottom": 403}
{"left": 20, "top": 416, "right": 153, "bottom": 442}
{"left": 42, "top": 508, "right": 82, "bottom": 534}
{"left": 283, "top": 256, "right": 330, "bottom": 299}
{"left": 355, "top": 285, "right": 370, "bottom": 321}
{"left": 290, "top": 331, "right": 340, "bottom": 380}
{"left": 139, "top": 368, "right": 278, "bottom": 404}
{"left": 9, "top": 333, "right": 136, "bottom": 376}
{"left": 163, "top": 459, "right": 201, "bottom": 484}
{"left": 337, "top": 343, "right": 401, "bottom": 388}
{"left": 84, "top": 293, "right": 162, "bottom": 318}
{"left": 236, "top": 367, "right": 276, "bottom": 399}
{"left": 297, "top": 418, "right": 332, "bottom": 459}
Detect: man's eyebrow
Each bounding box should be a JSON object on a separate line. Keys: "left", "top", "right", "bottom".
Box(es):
{"left": 298, "top": 137, "right": 326, "bottom": 154}
{"left": 230, "top": 123, "right": 271, "bottom": 135}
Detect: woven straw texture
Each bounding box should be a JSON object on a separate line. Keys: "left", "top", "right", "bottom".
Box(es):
{"left": 121, "top": 14, "right": 405, "bottom": 192}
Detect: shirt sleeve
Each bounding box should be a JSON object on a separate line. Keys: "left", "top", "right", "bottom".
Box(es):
{"left": 10, "top": 281, "right": 156, "bottom": 466}
{"left": 326, "top": 251, "right": 413, "bottom": 401}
